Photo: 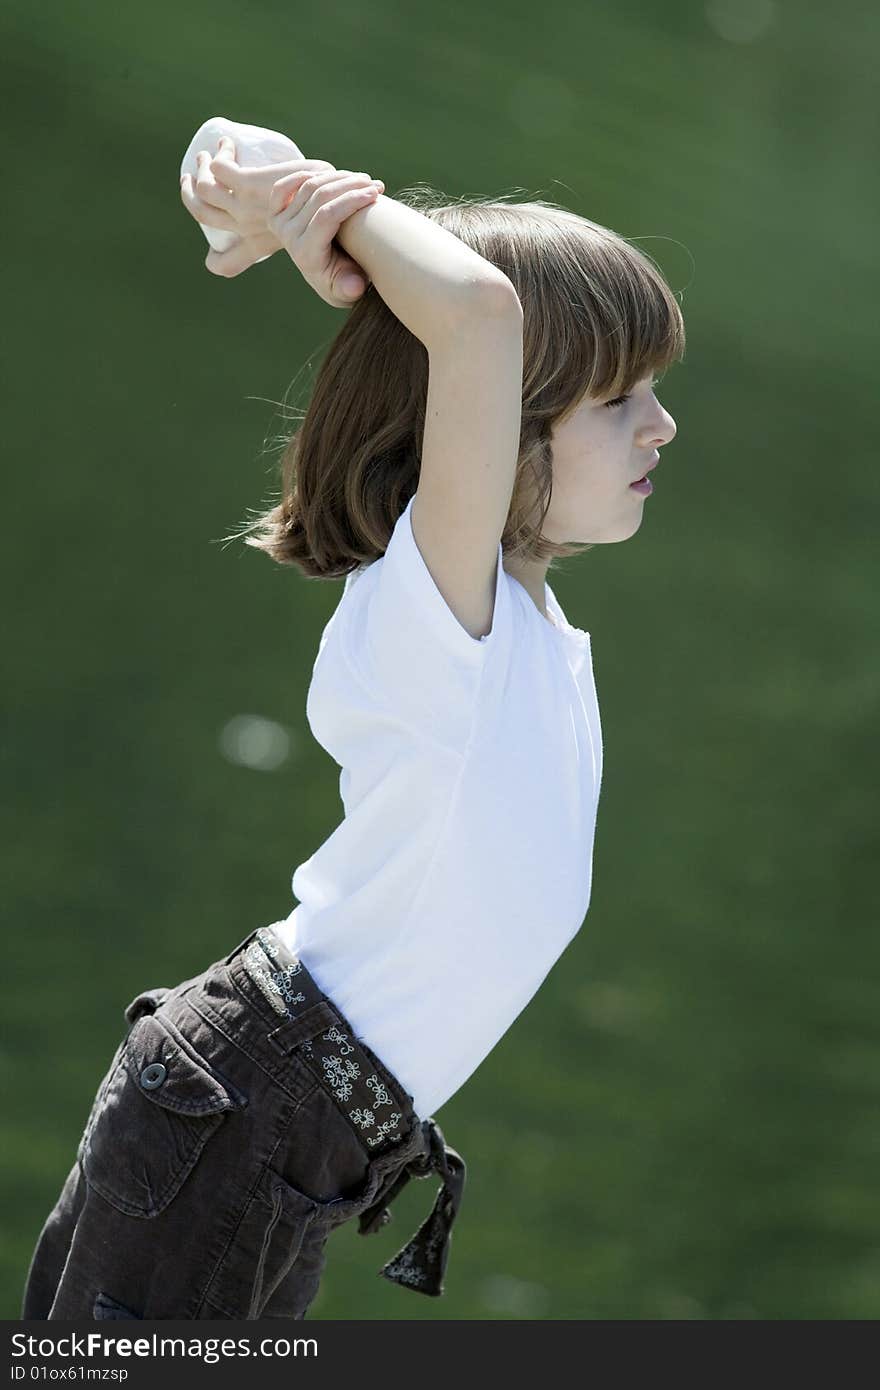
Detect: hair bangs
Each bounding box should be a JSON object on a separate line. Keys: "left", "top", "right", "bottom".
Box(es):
{"left": 510, "top": 204, "right": 686, "bottom": 412}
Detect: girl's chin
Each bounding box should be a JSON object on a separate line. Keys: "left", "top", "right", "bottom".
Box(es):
{"left": 585, "top": 516, "right": 646, "bottom": 545}
{"left": 543, "top": 519, "right": 642, "bottom": 545}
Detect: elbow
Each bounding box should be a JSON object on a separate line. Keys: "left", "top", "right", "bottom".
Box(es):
{"left": 466, "top": 274, "right": 523, "bottom": 320}
{"left": 423, "top": 274, "right": 522, "bottom": 353}
{"left": 448, "top": 275, "right": 523, "bottom": 333}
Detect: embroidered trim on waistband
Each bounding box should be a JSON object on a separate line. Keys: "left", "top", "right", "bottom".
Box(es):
{"left": 241, "top": 927, "right": 411, "bottom": 1156}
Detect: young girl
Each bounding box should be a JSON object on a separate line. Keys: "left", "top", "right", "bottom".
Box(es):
{"left": 22, "top": 129, "right": 683, "bottom": 1321}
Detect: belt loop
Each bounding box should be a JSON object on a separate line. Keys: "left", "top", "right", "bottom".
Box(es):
{"left": 267, "top": 1000, "right": 340, "bottom": 1056}
{"left": 222, "top": 926, "right": 261, "bottom": 965}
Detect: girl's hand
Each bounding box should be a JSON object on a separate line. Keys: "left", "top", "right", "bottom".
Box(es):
{"left": 266, "top": 166, "right": 385, "bottom": 309}
{"left": 181, "top": 137, "right": 384, "bottom": 302}
{"left": 180, "top": 136, "right": 293, "bottom": 275}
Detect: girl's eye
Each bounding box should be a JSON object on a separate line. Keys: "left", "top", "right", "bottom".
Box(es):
{"left": 604, "top": 377, "right": 661, "bottom": 410}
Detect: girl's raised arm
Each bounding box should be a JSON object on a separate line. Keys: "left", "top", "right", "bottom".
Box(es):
{"left": 195, "top": 139, "right": 524, "bottom": 642}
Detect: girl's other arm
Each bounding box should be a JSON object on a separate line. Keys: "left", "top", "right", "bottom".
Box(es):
{"left": 409, "top": 308, "right": 525, "bottom": 640}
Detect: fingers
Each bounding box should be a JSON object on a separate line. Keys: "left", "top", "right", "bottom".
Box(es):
{"left": 269, "top": 168, "right": 382, "bottom": 217}
{"left": 330, "top": 255, "right": 371, "bottom": 302}
{"left": 180, "top": 167, "right": 239, "bottom": 231}
{"left": 194, "top": 149, "right": 236, "bottom": 206}
{"left": 205, "top": 244, "right": 249, "bottom": 278}
{"left": 310, "top": 183, "right": 384, "bottom": 240}
{"left": 205, "top": 230, "right": 279, "bottom": 278}
{"left": 212, "top": 155, "right": 335, "bottom": 191}
{"left": 268, "top": 170, "right": 384, "bottom": 248}
{"left": 209, "top": 135, "right": 239, "bottom": 188}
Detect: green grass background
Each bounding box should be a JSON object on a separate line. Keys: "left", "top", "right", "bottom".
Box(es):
{"left": 2, "top": 0, "right": 878, "bottom": 1320}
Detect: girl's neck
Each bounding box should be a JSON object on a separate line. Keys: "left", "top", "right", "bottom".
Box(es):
{"left": 503, "top": 559, "right": 551, "bottom": 621}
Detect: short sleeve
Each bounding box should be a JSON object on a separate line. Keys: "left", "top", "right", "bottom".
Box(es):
{"left": 340, "top": 496, "right": 510, "bottom": 750}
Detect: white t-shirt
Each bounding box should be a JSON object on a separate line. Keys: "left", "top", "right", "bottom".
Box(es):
{"left": 273, "top": 495, "right": 603, "bottom": 1120}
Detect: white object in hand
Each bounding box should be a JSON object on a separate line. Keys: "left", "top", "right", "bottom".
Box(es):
{"left": 180, "top": 115, "right": 303, "bottom": 258}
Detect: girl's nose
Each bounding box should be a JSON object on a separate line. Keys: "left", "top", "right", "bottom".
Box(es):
{"left": 650, "top": 405, "right": 677, "bottom": 448}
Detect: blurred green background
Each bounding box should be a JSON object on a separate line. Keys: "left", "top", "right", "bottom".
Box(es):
{"left": 3, "top": 0, "right": 878, "bottom": 1321}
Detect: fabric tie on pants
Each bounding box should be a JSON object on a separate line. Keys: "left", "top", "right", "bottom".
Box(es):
{"left": 357, "top": 1118, "right": 466, "bottom": 1297}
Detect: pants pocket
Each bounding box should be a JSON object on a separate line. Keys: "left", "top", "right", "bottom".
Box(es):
{"left": 93, "top": 1291, "right": 142, "bottom": 1320}
{"left": 78, "top": 1011, "right": 247, "bottom": 1218}
{"left": 200, "top": 1166, "right": 323, "bottom": 1319}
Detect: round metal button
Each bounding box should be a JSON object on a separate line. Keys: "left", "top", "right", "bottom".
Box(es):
{"left": 140, "top": 1062, "right": 167, "bottom": 1090}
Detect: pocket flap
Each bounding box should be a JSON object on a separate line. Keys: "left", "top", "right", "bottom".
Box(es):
{"left": 124, "top": 1013, "right": 241, "bottom": 1117}
{"left": 124, "top": 987, "right": 171, "bottom": 1026}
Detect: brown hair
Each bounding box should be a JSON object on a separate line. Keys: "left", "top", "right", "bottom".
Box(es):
{"left": 231, "top": 187, "right": 686, "bottom": 576}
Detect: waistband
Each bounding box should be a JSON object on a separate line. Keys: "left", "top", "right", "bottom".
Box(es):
{"left": 221, "top": 924, "right": 466, "bottom": 1298}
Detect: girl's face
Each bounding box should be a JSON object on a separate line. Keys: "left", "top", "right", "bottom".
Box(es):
{"left": 543, "top": 372, "right": 677, "bottom": 544}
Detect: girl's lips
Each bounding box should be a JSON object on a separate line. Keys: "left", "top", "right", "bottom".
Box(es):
{"left": 629, "top": 452, "right": 660, "bottom": 492}
{"left": 631, "top": 452, "right": 660, "bottom": 483}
